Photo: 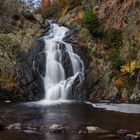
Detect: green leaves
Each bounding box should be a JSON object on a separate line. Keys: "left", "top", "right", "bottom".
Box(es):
{"left": 82, "top": 9, "right": 100, "bottom": 29}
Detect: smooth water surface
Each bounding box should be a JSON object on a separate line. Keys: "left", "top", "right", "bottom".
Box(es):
{"left": 0, "top": 102, "right": 140, "bottom": 140}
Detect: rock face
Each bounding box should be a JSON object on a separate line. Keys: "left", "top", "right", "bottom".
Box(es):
{"left": 17, "top": 39, "right": 46, "bottom": 100}
{"left": 0, "top": 26, "right": 46, "bottom": 101}
{"left": 1, "top": 0, "right": 140, "bottom": 102}
{"left": 0, "top": 1, "right": 47, "bottom": 101}
{"left": 58, "top": 0, "right": 140, "bottom": 102}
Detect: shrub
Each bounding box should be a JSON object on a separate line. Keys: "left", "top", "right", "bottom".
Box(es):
{"left": 120, "top": 60, "right": 140, "bottom": 76}
{"left": 110, "top": 49, "right": 124, "bottom": 69}
{"left": 92, "top": 28, "right": 106, "bottom": 39}
{"left": 81, "top": 9, "right": 101, "bottom": 30}
{"left": 105, "top": 29, "right": 122, "bottom": 48}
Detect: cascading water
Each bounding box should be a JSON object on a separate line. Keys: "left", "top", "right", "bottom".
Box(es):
{"left": 43, "top": 23, "right": 84, "bottom": 101}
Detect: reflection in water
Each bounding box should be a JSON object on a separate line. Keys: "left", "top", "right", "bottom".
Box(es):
{"left": 0, "top": 102, "right": 140, "bottom": 140}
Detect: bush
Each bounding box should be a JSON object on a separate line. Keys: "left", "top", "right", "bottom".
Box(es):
{"left": 121, "top": 60, "right": 140, "bottom": 76}
{"left": 105, "top": 29, "right": 122, "bottom": 48}
{"left": 110, "top": 49, "right": 124, "bottom": 69}
{"left": 92, "top": 28, "right": 106, "bottom": 39}
{"left": 82, "top": 9, "right": 101, "bottom": 30}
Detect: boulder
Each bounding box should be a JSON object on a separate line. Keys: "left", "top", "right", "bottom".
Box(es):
{"left": 125, "top": 134, "right": 139, "bottom": 140}
{"left": 79, "top": 130, "right": 87, "bottom": 134}
{"left": 86, "top": 126, "right": 110, "bottom": 134}
{"left": 7, "top": 122, "right": 21, "bottom": 130}
{"left": 49, "top": 124, "right": 65, "bottom": 133}
{"left": 117, "top": 129, "right": 129, "bottom": 136}
{"left": 34, "top": 14, "right": 43, "bottom": 24}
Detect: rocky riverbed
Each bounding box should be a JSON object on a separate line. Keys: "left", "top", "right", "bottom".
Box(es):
{"left": 0, "top": 101, "right": 140, "bottom": 140}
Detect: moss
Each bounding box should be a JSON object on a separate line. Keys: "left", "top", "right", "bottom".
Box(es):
{"left": 110, "top": 49, "right": 124, "bottom": 69}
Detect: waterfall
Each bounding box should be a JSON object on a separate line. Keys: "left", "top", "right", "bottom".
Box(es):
{"left": 43, "top": 23, "right": 84, "bottom": 101}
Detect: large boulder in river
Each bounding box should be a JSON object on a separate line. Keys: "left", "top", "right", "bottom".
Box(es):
{"left": 49, "top": 124, "right": 65, "bottom": 133}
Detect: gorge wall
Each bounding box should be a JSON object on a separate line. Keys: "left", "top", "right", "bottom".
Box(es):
{"left": 58, "top": 0, "right": 140, "bottom": 102}
{"left": 0, "top": 0, "right": 140, "bottom": 102}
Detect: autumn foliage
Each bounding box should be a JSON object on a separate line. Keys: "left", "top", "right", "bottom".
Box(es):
{"left": 121, "top": 60, "right": 140, "bottom": 76}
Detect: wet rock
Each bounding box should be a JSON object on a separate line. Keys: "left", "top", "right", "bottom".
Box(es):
{"left": 17, "top": 39, "right": 46, "bottom": 101}
{"left": 34, "top": 14, "right": 43, "bottom": 24}
{"left": 78, "top": 130, "right": 87, "bottom": 134}
{"left": 131, "top": 76, "right": 140, "bottom": 102}
{"left": 49, "top": 124, "right": 65, "bottom": 133}
{"left": 117, "top": 129, "right": 129, "bottom": 136}
{"left": 21, "top": 122, "right": 46, "bottom": 131}
{"left": 122, "top": 88, "right": 129, "bottom": 101}
{"left": 7, "top": 122, "right": 21, "bottom": 130}
{"left": 125, "top": 134, "right": 139, "bottom": 140}
{"left": 86, "top": 126, "right": 110, "bottom": 134}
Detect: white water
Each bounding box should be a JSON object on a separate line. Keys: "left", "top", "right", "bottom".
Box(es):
{"left": 42, "top": 23, "right": 84, "bottom": 101}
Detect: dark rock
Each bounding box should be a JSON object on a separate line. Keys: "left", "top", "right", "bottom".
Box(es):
{"left": 7, "top": 122, "right": 21, "bottom": 130}
{"left": 49, "top": 124, "right": 65, "bottom": 133}
{"left": 79, "top": 130, "right": 87, "bottom": 134}
{"left": 17, "top": 39, "right": 46, "bottom": 101}
{"left": 0, "top": 124, "right": 5, "bottom": 130}
{"left": 21, "top": 122, "right": 46, "bottom": 131}
{"left": 62, "top": 51, "right": 73, "bottom": 79}
{"left": 63, "top": 29, "right": 90, "bottom": 100}
{"left": 125, "top": 134, "right": 139, "bottom": 140}
{"left": 117, "top": 129, "right": 129, "bottom": 136}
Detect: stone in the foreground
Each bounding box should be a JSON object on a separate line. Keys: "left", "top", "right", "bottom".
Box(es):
{"left": 125, "top": 134, "right": 139, "bottom": 140}
{"left": 117, "top": 129, "right": 129, "bottom": 136}
{"left": 6, "top": 123, "right": 21, "bottom": 130}
{"left": 49, "top": 124, "right": 65, "bottom": 133}
{"left": 79, "top": 130, "right": 87, "bottom": 134}
{"left": 86, "top": 126, "right": 110, "bottom": 134}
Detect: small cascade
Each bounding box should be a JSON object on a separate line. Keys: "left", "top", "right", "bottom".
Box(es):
{"left": 43, "top": 23, "right": 84, "bottom": 101}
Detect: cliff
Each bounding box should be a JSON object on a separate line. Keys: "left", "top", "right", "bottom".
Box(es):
{"left": 0, "top": 0, "right": 140, "bottom": 102}
{"left": 58, "top": 0, "right": 140, "bottom": 102}
{"left": 0, "top": 0, "right": 48, "bottom": 101}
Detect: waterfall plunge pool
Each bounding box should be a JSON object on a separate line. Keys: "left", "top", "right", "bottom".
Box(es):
{"left": 0, "top": 101, "right": 140, "bottom": 140}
